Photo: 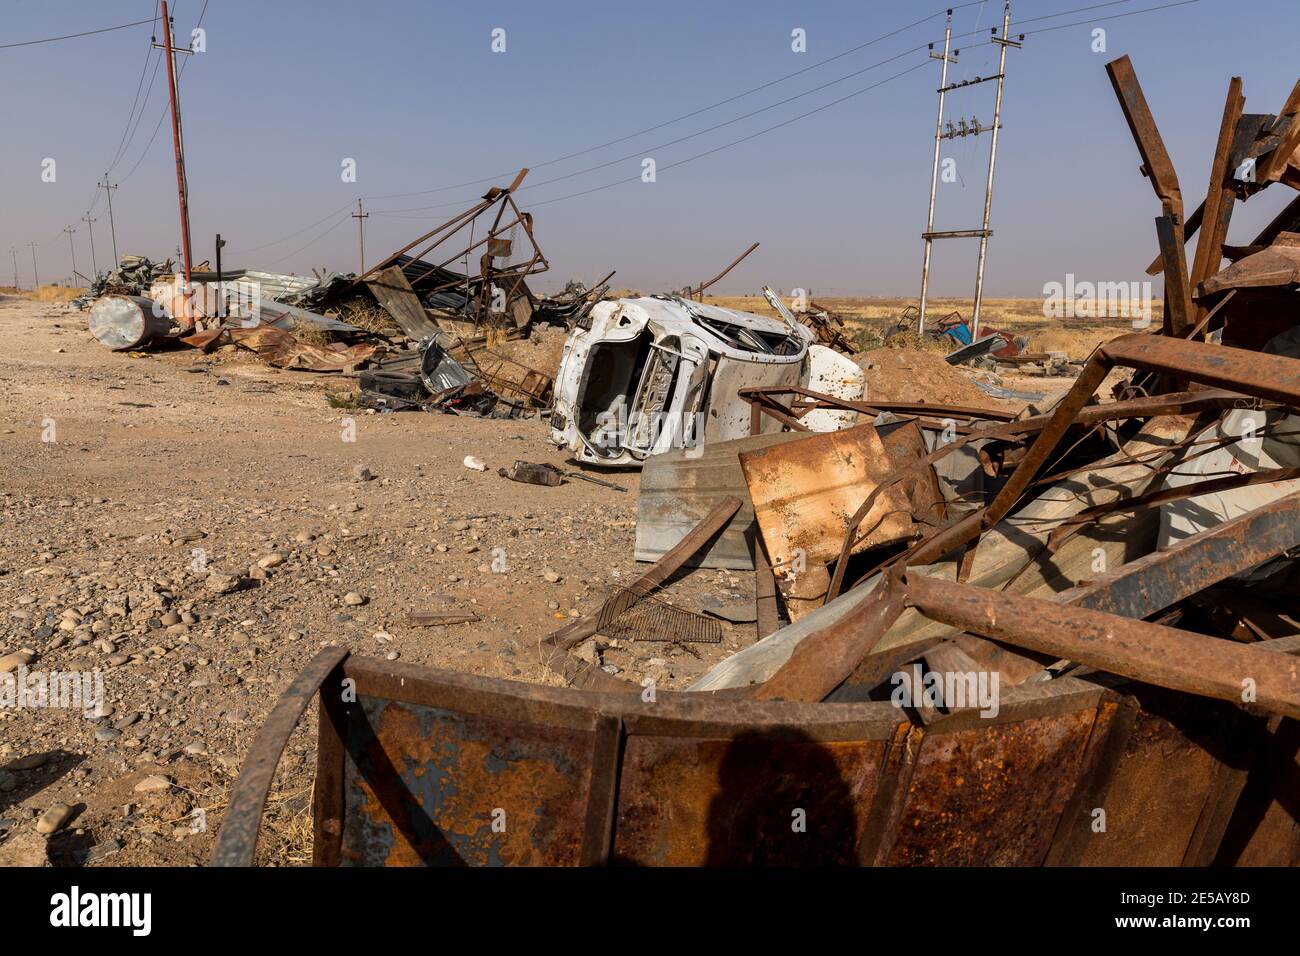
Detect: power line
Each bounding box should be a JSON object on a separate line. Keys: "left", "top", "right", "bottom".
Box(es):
{"left": 173, "top": 0, "right": 1203, "bottom": 262}
{"left": 263, "top": 214, "right": 353, "bottom": 267}
{"left": 227, "top": 202, "right": 356, "bottom": 254}
{"left": 108, "top": 49, "right": 162, "bottom": 174}
{"left": 232, "top": 0, "right": 1157, "bottom": 250}
{"left": 0, "top": 16, "right": 157, "bottom": 50}
{"left": 366, "top": 2, "right": 987, "bottom": 203}
{"left": 372, "top": 44, "right": 928, "bottom": 214}
{"left": 373, "top": 57, "right": 934, "bottom": 221}
{"left": 119, "top": 0, "right": 207, "bottom": 183}
{"left": 370, "top": 0, "right": 1191, "bottom": 217}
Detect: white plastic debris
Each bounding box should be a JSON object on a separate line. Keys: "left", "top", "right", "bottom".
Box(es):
{"left": 463, "top": 455, "right": 487, "bottom": 471}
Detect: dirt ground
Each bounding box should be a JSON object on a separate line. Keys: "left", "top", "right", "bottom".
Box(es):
{"left": 0, "top": 291, "right": 1122, "bottom": 867}
{"left": 709, "top": 294, "right": 1146, "bottom": 360}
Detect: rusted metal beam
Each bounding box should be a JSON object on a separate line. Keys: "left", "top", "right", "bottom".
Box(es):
{"left": 1188, "top": 77, "right": 1246, "bottom": 329}
{"left": 213, "top": 646, "right": 350, "bottom": 866}
{"left": 1059, "top": 491, "right": 1300, "bottom": 619}
{"left": 1155, "top": 210, "right": 1195, "bottom": 339}
{"left": 750, "top": 569, "right": 906, "bottom": 702}
{"left": 905, "top": 572, "right": 1300, "bottom": 720}
{"left": 1105, "top": 55, "right": 1184, "bottom": 217}
{"left": 694, "top": 241, "right": 760, "bottom": 300}
{"left": 754, "top": 537, "right": 780, "bottom": 640}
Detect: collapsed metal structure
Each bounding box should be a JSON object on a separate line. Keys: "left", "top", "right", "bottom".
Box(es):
{"left": 214, "top": 57, "right": 1300, "bottom": 866}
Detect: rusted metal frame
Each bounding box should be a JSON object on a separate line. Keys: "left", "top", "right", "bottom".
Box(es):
{"left": 212, "top": 646, "right": 350, "bottom": 866}
{"left": 353, "top": 197, "right": 495, "bottom": 286}
{"left": 856, "top": 723, "right": 921, "bottom": 866}
{"left": 311, "top": 664, "right": 349, "bottom": 866}
{"left": 1105, "top": 55, "right": 1194, "bottom": 336}
{"left": 903, "top": 571, "right": 1300, "bottom": 721}
{"left": 411, "top": 208, "right": 529, "bottom": 286}
{"left": 694, "top": 241, "right": 760, "bottom": 300}
{"left": 474, "top": 194, "right": 523, "bottom": 318}
{"left": 1184, "top": 288, "right": 1235, "bottom": 341}
{"left": 1141, "top": 79, "right": 1244, "bottom": 281}
{"left": 540, "top": 496, "right": 743, "bottom": 684}
{"left": 904, "top": 335, "right": 1300, "bottom": 570}
{"left": 1105, "top": 55, "right": 1184, "bottom": 219}
{"left": 739, "top": 385, "right": 1017, "bottom": 424}
{"left": 1053, "top": 492, "right": 1300, "bottom": 622}
{"left": 579, "top": 713, "right": 625, "bottom": 866}
{"left": 340, "top": 653, "right": 908, "bottom": 739}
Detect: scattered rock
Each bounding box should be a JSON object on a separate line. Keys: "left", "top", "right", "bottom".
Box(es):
{"left": 0, "top": 651, "right": 34, "bottom": 674}
{"left": 36, "top": 803, "right": 74, "bottom": 835}
{"left": 204, "top": 573, "right": 241, "bottom": 595}
{"left": 343, "top": 592, "right": 366, "bottom": 606}
{"left": 134, "top": 774, "right": 173, "bottom": 793}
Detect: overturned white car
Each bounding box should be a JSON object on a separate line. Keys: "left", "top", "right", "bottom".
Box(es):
{"left": 549, "top": 295, "right": 862, "bottom": 467}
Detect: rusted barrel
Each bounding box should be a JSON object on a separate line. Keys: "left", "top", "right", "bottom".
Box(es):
{"left": 88, "top": 295, "right": 171, "bottom": 350}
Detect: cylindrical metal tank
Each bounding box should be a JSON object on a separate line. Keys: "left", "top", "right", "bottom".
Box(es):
{"left": 88, "top": 295, "right": 171, "bottom": 350}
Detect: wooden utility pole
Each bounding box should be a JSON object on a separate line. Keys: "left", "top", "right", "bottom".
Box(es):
{"left": 352, "top": 199, "right": 369, "bottom": 273}
{"left": 10, "top": 247, "right": 18, "bottom": 290}
{"left": 63, "top": 226, "right": 78, "bottom": 285}
{"left": 154, "top": 2, "right": 194, "bottom": 286}
{"left": 81, "top": 215, "right": 99, "bottom": 277}
{"left": 28, "top": 242, "right": 39, "bottom": 288}
{"left": 99, "top": 177, "right": 119, "bottom": 265}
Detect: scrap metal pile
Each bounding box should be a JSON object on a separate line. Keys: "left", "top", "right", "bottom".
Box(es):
{"left": 209, "top": 57, "right": 1300, "bottom": 867}
{"left": 80, "top": 170, "right": 604, "bottom": 413}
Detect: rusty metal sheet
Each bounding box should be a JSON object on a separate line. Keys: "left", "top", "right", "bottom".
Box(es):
{"left": 741, "top": 422, "right": 917, "bottom": 571}
{"left": 886, "top": 704, "right": 1102, "bottom": 866}
{"left": 1200, "top": 233, "right": 1300, "bottom": 294}
{"left": 1080, "top": 688, "right": 1245, "bottom": 866}
{"left": 227, "top": 325, "right": 380, "bottom": 371}
{"left": 612, "top": 733, "right": 889, "bottom": 866}
{"left": 338, "top": 697, "right": 593, "bottom": 866}
{"left": 217, "top": 648, "right": 1300, "bottom": 867}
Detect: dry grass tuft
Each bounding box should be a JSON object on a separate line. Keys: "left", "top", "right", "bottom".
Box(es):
{"left": 28, "top": 285, "right": 84, "bottom": 302}
{"left": 335, "top": 299, "right": 401, "bottom": 335}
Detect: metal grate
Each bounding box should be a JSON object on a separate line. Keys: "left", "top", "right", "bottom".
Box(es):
{"left": 596, "top": 587, "right": 723, "bottom": 644}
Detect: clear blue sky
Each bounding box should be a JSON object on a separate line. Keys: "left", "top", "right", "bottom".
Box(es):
{"left": 3, "top": 0, "right": 1298, "bottom": 296}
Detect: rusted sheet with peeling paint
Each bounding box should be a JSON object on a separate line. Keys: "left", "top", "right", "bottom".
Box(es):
{"left": 741, "top": 422, "right": 917, "bottom": 570}
{"left": 339, "top": 698, "right": 592, "bottom": 866}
